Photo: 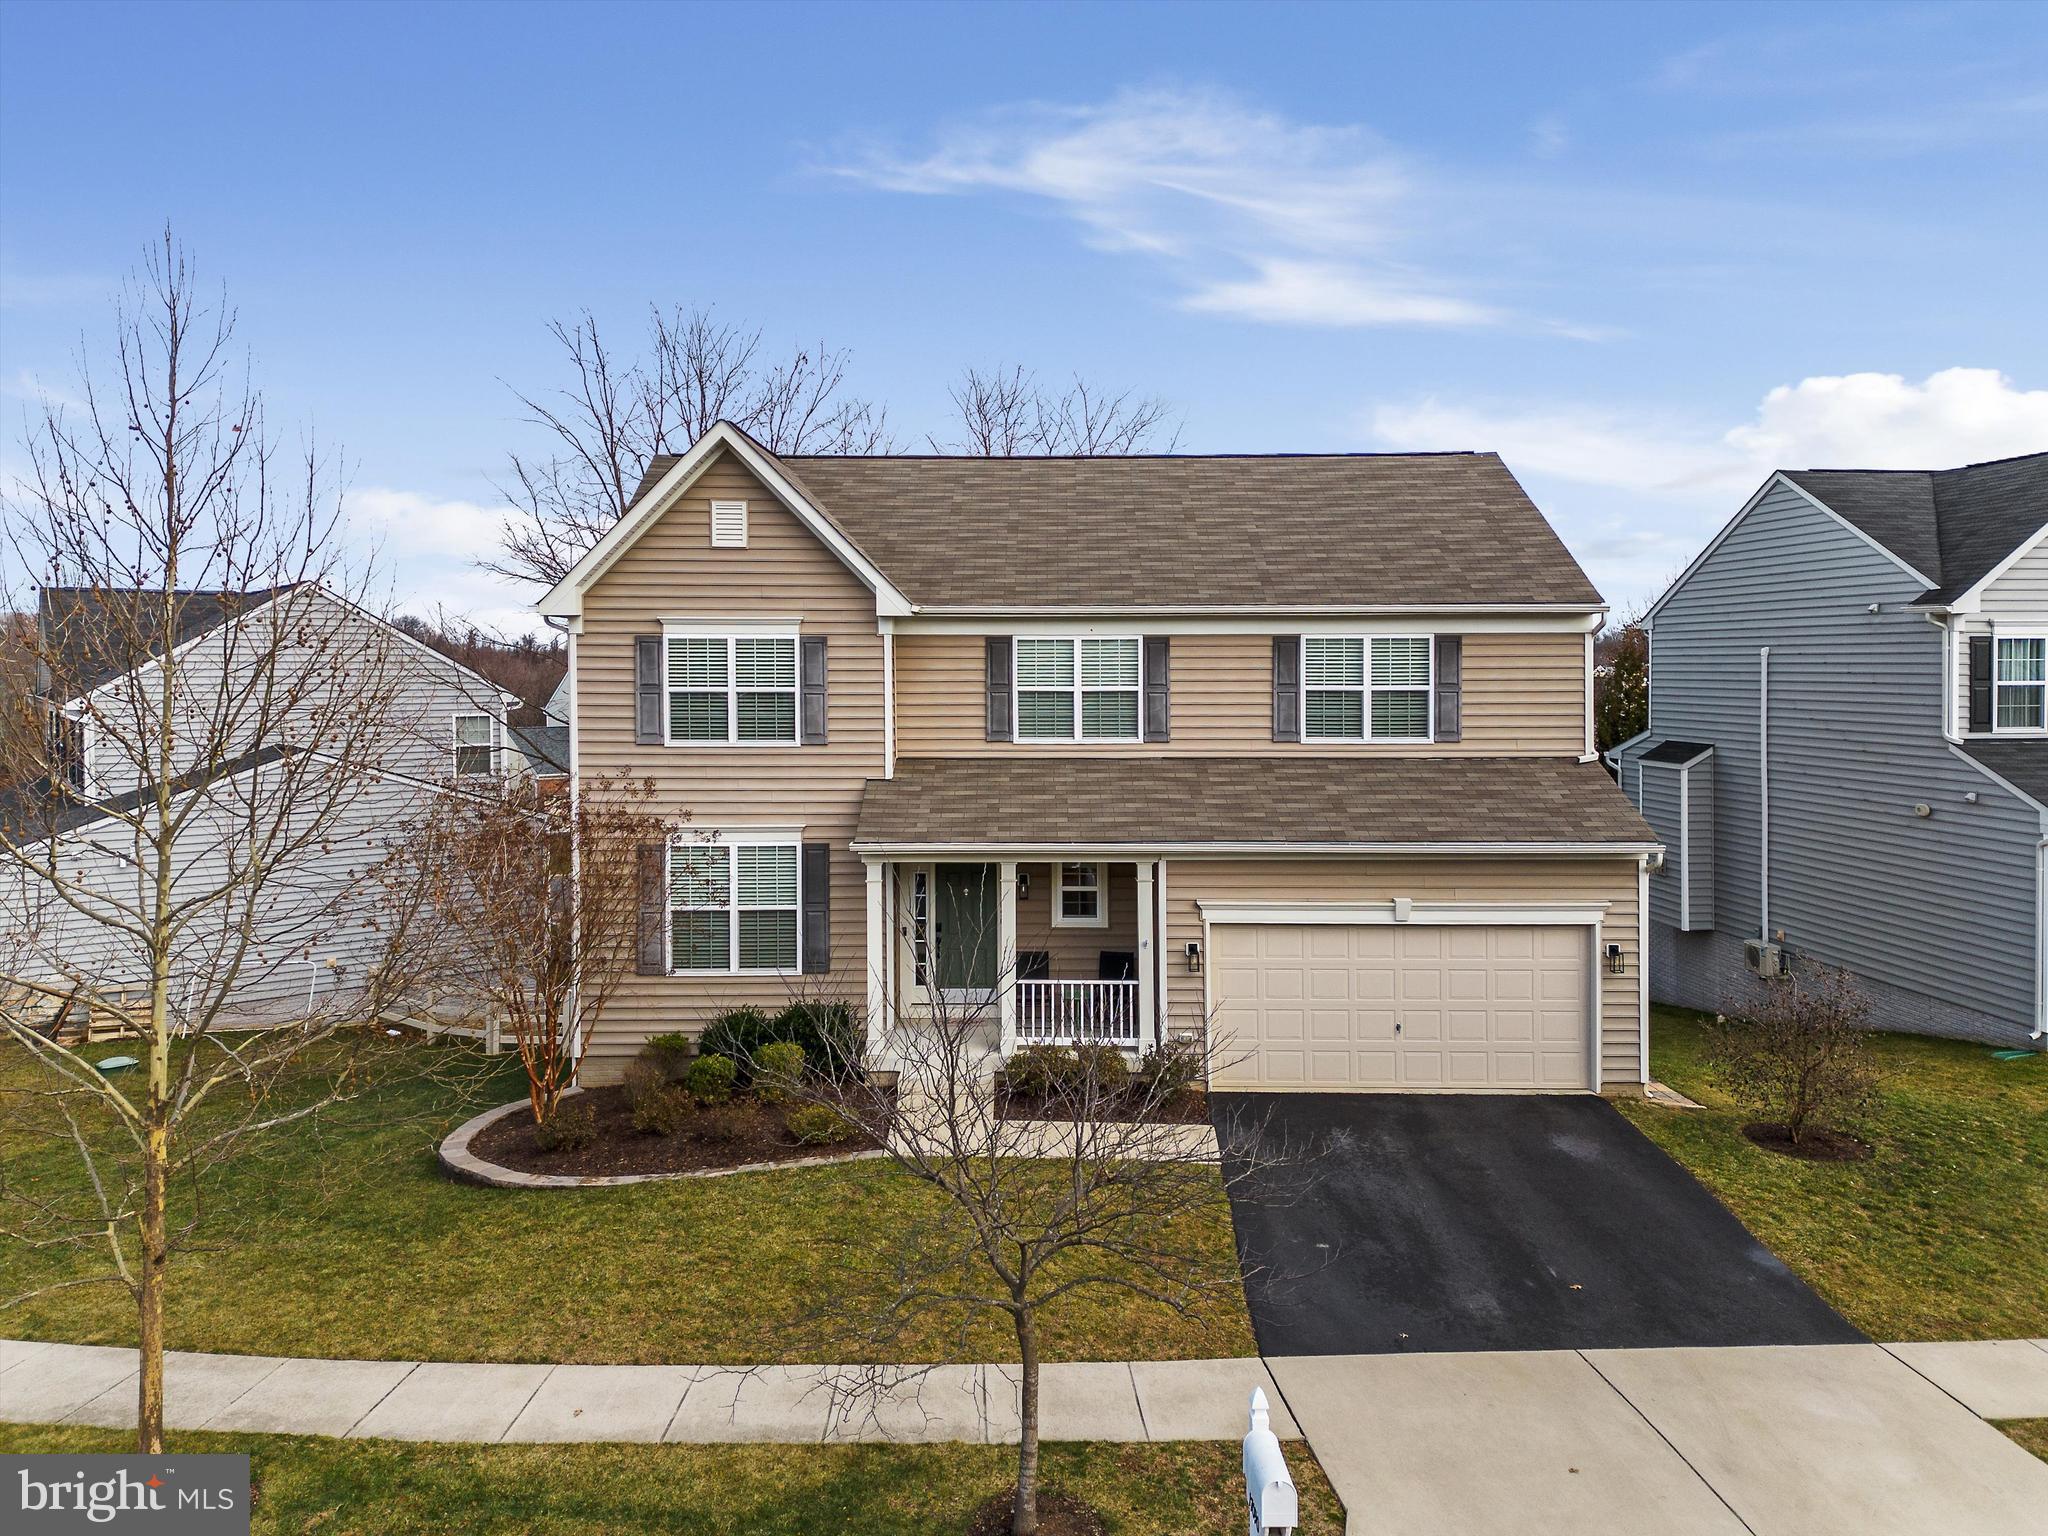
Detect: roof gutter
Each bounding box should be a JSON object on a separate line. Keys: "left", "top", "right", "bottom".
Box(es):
{"left": 847, "top": 838, "right": 1665, "bottom": 858}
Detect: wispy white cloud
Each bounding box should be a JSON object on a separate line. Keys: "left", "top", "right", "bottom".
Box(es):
{"left": 1368, "top": 368, "right": 2048, "bottom": 611}
{"left": 346, "top": 486, "right": 544, "bottom": 636}
{"left": 833, "top": 86, "right": 1524, "bottom": 333}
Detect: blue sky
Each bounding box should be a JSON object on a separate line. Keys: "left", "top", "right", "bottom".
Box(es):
{"left": 2, "top": 0, "right": 2043, "bottom": 631}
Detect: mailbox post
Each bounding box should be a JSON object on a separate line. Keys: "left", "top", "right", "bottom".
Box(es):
{"left": 1243, "top": 1387, "right": 1298, "bottom": 1535}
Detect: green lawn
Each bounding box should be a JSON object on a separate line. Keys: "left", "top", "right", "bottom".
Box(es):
{"left": 0, "top": 1043, "right": 1254, "bottom": 1365}
{"left": 1995, "top": 1419, "right": 2048, "bottom": 1463}
{"left": 0, "top": 1425, "right": 1344, "bottom": 1534}
{"left": 1617, "top": 1008, "right": 2048, "bottom": 1341}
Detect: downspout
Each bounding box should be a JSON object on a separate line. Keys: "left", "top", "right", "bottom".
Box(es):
{"left": 2035, "top": 836, "right": 2046, "bottom": 1041}
{"left": 1759, "top": 646, "right": 1771, "bottom": 941}
{"left": 1638, "top": 854, "right": 1650, "bottom": 1084}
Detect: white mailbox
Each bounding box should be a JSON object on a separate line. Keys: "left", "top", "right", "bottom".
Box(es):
{"left": 1243, "top": 1387, "right": 1298, "bottom": 1534}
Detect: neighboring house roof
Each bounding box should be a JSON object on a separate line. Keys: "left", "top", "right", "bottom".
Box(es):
{"left": 0, "top": 744, "right": 290, "bottom": 845}
{"left": 1638, "top": 739, "right": 1714, "bottom": 766}
{"left": 1784, "top": 451, "right": 2047, "bottom": 605}
{"left": 1956, "top": 740, "right": 2048, "bottom": 812}
{"left": 853, "top": 756, "right": 1657, "bottom": 851}
{"left": 38, "top": 586, "right": 302, "bottom": 698}
{"left": 616, "top": 439, "right": 1603, "bottom": 611}
{"left": 509, "top": 723, "right": 569, "bottom": 778}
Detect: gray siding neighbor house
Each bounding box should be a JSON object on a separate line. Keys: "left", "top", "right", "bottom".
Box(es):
{"left": 1610, "top": 452, "right": 2048, "bottom": 1049}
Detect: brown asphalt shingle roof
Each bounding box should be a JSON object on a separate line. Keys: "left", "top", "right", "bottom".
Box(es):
{"left": 854, "top": 756, "right": 1657, "bottom": 850}
{"left": 632, "top": 447, "right": 1603, "bottom": 609}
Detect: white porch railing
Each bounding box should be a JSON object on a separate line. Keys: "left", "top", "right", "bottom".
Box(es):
{"left": 1014, "top": 978, "right": 1140, "bottom": 1047}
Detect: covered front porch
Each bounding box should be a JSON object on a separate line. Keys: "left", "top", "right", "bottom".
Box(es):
{"left": 861, "top": 856, "right": 1165, "bottom": 1056}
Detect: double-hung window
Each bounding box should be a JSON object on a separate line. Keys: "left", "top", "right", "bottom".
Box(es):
{"left": 666, "top": 632, "right": 798, "bottom": 745}
{"left": 1303, "top": 636, "right": 1433, "bottom": 742}
{"left": 453, "top": 713, "right": 499, "bottom": 777}
{"left": 1054, "top": 862, "right": 1107, "bottom": 927}
{"left": 1015, "top": 637, "right": 1141, "bottom": 742}
{"left": 669, "top": 838, "right": 800, "bottom": 973}
{"left": 1996, "top": 637, "right": 2047, "bottom": 731}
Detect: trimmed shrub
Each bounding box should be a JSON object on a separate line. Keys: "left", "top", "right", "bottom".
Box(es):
{"left": 697, "top": 1007, "right": 778, "bottom": 1079}
{"left": 691, "top": 1104, "right": 752, "bottom": 1145}
{"left": 533, "top": 1096, "right": 596, "bottom": 1153}
{"left": 1003, "top": 1044, "right": 1074, "bottom": 1101}
{"left": 624, "top": 1061, "right": 689, "bottom": 1136}
{"left": 753, "top": 1041, "right": 807, "bottom": 1105}
{"left": 644, "top": 1032, "right": 696, "bottom": 1082}
{"left": 685, "top": 1052, "right": 738, "bottom": 1106}
{"left": 1134, "top": 1037, "right": 1205, "bottom": 1101}
{"left": 774, "top": 1002, "right": 863, "bottom": 1080}
{"left": 701, "top": 1002, "right": 863, "bottom": 1083}
{"left": 1072, "top": 1043, "right": 1130, "bottom": 1096}
{"left": 785, "top": 1103, "right": 857, "bottom": 1146}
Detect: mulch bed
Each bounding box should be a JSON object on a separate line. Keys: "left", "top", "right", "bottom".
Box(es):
{"left": 1741, "top": 1121, "right": 1874, "bottom": 1162}
{"left": 996, "top": 1086, "right": 1211, "bottom": 1125}
{"left": 470, "top": 1085, "right": 882, "bottom": 1178}
{"left": 965, "top": 1487, "right": 1106, "bottom": 1536}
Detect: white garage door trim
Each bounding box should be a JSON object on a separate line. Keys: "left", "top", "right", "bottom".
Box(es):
{"left": 1199, "top": 900, "right": 1608, "bottom": 1092}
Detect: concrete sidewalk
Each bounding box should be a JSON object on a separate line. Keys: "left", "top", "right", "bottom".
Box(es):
{"left": 0, "top": 1339, "right": 1293, "bottom": 1446}
{"left": 1271, "top": 1340, "right": 2048, "bottom": 1536}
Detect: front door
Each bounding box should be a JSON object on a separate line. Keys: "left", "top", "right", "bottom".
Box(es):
{"left": 933, "top": 862, "right": 998, "bottom": 1001}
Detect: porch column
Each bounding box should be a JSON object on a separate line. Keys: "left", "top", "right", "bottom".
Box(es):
{"left": 864, "top": 859, "right": 886, "bottom": 1056}
{"left": 998, "top": 860, "right": 1019, "bottom": 1058}
{"left": 1135, "top": 859, "right": 1156, "bottom": 1052}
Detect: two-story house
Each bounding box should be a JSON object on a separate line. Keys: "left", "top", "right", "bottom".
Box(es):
{"left": 4, "top": 583, "right": 525, "bottom": 1025}
{"left": 542, "top": 422, "right": 1659, "bottom": 1094}
{"left": 1609, "top": 451, "right": 2048, "bottom": 1050}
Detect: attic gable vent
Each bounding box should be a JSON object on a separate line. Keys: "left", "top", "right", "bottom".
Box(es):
{"left": 709, "top": 500, "right": 748, "bottom": 548}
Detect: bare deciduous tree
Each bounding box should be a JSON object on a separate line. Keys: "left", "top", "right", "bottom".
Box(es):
{"left": 788, "top": 962, "right": 1291, "bottom": 1536}
{"left": 1707, "top": 965, "right": 1883, "bottom": 1150}
{"left": 382, "top": 771, "right": 677, "bottom": 1129}
{"left": 933, "top": 364, "right": 1181, "bottom": 456}
{"left": 491, "top": 308, "right": 892, "bottom": 587}
{"left": 0, "top": 232, "right": 468, "bottom": 1452}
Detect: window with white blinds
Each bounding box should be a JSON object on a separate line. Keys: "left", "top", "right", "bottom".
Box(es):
{"left": 1014, "top": 636, "right": 1142, "bottom": 742}
{"left": 1302, "top": 636, "right": 1434, "bottom": 742}
{"left": 666, "top": 634, "right": 798, "bottom": 744}
{"left": 669, "top": 839, "right": 800, "bottom": 973}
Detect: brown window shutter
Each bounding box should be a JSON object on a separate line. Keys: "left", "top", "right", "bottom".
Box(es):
{"left": 1272, "top": 636, "right": 1301, "bottom": 742}
{"left": 1434, "top": 635, "right": 1463, "bottom": 742}
{"left": 801, "top": 842, "right": 831, "bottom": 973}
{"left": 1969, "top": 635, "right": 1994, "bottom": 733}
{"left": 1144, "top": 636, "right": 1171, "bottom": 741}
{"left": 635, "top": 635, "right": 664, "bottom": 745}
{"left": 986, "top": 637, "right": 1013, "bottom": 741}
{"left": 800, "top": 636, "right": 829, "bottom": 744}
{"left": 637, "top": 842, "right": 667, "bottom": 975}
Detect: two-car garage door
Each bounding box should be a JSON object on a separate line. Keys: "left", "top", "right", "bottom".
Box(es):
{"left": 1209, "top": 923, "right": 1592, "bottom": 1091}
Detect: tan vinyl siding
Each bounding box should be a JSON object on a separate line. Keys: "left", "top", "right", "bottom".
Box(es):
{"left": 893, "top": 631, "right": 1586, "bottom": 756}
{"left": 576, "top": 450, "right": 884, "bottom": 1075}
{"left": 1015, "top": 861, "right": 1138, "bottom": 976}
{"left": 1161, "top": 856, "right": 1643, "bottom": 1086}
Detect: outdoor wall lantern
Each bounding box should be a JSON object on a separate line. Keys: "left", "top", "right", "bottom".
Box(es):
{"left": 1605, "top": 942, "right": 1625, "bottom": 975}
{"left": 1018, "top": 870, "right": 1031, "bottom": 900}
{"left": 1185, "top": 940, "right": 1203, "bottom": 974}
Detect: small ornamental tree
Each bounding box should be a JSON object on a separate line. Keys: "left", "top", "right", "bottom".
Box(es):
{"left": 792, "top": 927, "right": 1299, "bottom": 1536}
{"left": 1594, "top": 616, "right": 1648, "bottom": 754}
{"left": 389, "top": 771, "right": 676, "bottom": 1127}
{"left": 1707, "top": 965, "right": 1882, "bottom": 1148}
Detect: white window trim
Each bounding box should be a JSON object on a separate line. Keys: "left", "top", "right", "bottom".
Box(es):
{"left": 1300, "top": 635, "right": 1435, "bottom": 744}
{"left": 709, "top": 499, "right": 748, "bottom": 548}
{"left": 1012, "top": 635, "right": 1144, "bottom": 744}
{"left": 661, "top": 626, "right": 800, "bottom": 748}
{"left": 666, "top": 831, "right": 804, "bottom": 976}
{"left": 452, "top": 711, "right": 502, "bottom": 777}
{"left": 1992, "top": 634, "right": 2048, "bottom": 736}
{"left": 1051, "top": 861, "right": 1110, "bottom": 929}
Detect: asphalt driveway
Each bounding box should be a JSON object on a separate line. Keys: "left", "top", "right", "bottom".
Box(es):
{"left": 1212, "top": 1092, "right": 1863, "bottom": 1356}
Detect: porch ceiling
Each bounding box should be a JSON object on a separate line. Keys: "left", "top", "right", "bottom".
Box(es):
{"left": 853, "top": 755, "right": 1659, "bottom": 854}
